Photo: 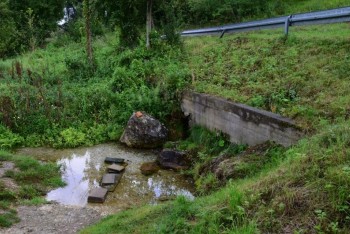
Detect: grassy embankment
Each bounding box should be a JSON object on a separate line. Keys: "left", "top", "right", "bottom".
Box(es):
{"left": 285, "top": 0, "right": 350, "bottom": 13}
{"left": 188, "top": 23, "right": 350, "bottom": 131}
{"left": 0, "top": 151, "right": 63, "bottom": 227}
{"left": 81, "top": 23, "right": 350, "bottom": 233}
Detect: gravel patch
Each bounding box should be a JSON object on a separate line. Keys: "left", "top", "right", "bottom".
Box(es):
{"left": 0, "top": 204, "right": 104, "bottom": 234}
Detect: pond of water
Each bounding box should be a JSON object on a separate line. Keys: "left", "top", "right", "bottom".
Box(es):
{"left": 16, "top": 143, "right": 195, "bottom": 215}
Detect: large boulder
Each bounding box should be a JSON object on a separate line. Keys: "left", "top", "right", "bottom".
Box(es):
{"left": 120, "top": 111, "right": 168, "bottom": 148}
{"left": 157, "top": 149, "right": 190, "bottom": 171}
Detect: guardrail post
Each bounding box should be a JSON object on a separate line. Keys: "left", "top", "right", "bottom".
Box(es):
{"left": 285, "top": 15, "right": 292, "bottom": 36}
{"left": 220, "top": 30, "right": 226, "bottom": 38}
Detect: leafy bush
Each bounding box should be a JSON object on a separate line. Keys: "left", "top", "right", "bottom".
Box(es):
{"left": 0, "top": 125, "right": 23, "bottom": 150}
{"left": 64, "top": 53, "right": 95, "bottom": 81}
{"left": 60, "top": 128, "right": 87, "bottom": 148}
{"left": 111, "top": 67, "right": 139, "bottom": 93}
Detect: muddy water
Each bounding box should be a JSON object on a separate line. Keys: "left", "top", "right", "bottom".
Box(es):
{"left": 16, "top": 143, "right": 194, "bottom": 215}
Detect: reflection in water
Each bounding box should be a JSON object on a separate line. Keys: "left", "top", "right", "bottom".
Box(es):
{"left": 47, "top": 151, "right": 99, "bottom": 206}
{"left": 17, "top": 144, "right": 195, "bottom": 214}
{"left": 147, "top": 178, "right": 194, "bottom": 201}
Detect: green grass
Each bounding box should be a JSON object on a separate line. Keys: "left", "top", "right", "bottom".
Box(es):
{"left": 0, "top": 151, "right": 64, "bottom": 227}
{"left": 0, "top": 210, "right": 20, "bottom": 228}
{"left": 19, "top": 197, "right": 48, "bottom": 206}
{"left": 185, "top": 23, "right": 350, "bottom": 131}
{"left": 285, "top": 0, "right": 350, "bottom": 14}
{"left": 3, "top": 154, "right": 65, "bottom": 187}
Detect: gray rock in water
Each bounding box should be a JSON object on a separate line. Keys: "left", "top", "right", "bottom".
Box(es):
{"left": 157, "top": 149, "right": 190, "bottom": 171}
{"left": 120, "top": 111, "right": 168, "bottom": 148}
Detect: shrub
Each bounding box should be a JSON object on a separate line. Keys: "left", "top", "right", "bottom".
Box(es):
{"left": 0, "top": 125, "right": 23, "bottom": 150}
{"left": 60, "top": 128, "right": 86, "bottom": 148}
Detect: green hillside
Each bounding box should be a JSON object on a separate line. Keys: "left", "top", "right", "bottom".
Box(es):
{"left": 186, "top": 23, "right": 350, "bottom": 131}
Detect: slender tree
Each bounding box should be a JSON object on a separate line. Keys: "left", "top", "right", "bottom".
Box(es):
{"left": 146, "top": 0, "right": 153, "bottom": 49}
{"left": 116, "top": 0, "right": 144, "bottom": 48}
{"left": 83, "top": 0, "right": 94, "bottom": 67}
{"left": 26, "top": 8, "right": 36, "bottom": 52}
{"left": 161, "top": 0, "right": 182, "bottom": 45}
{"left": 0, "top": 0, "right": 16, "bottom": 57}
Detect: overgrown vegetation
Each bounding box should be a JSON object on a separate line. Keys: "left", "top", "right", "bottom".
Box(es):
{"left": 0, "top": 32, "right": 190, "bottom": 148}
{"left": 0, "top": 151, "right": 64, "bottom": 227}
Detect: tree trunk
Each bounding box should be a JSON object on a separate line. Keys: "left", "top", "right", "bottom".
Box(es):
{"left": 146, "top": 0, "right": 153, "bottom": 49}
{"left": 83, "top": 0, "right": 94, "bottom": 66}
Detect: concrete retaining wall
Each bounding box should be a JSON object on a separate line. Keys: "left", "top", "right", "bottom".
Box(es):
{"left": 181, "top": 91, "right": 302, "bottom": 147}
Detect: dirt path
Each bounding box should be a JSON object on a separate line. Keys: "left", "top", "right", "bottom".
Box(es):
{"left": 1, "top": 204, "right": 104, "bottom": 234}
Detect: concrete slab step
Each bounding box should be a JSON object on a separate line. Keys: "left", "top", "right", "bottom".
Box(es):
{"left": 107, "top": 164, "right": 125, "bottom": 173}
{"left": 104, "top": 157, "right": 125, "bottom": 164}
{"left": 101, "top": 174, "right": 117, "bottom": 185}
{"left": 101, "top": 173, "right": 123, "bottom": 192}
{"left": 87, "top": 187, "right": 108, "bottom": 203}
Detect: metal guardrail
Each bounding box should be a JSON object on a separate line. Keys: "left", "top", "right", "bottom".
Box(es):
{"left": 181, "top": 6, "right": 350, "bottom": 38}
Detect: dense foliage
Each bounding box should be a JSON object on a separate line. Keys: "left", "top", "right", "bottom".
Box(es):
{"left": 1, "top": 0, "right": 349, "bottom": 57}
{"left": 0, "top": 0, "right": 65, "bottom": 57}
{"left": 0, "top": 33, "right": 189, "bottom": 148}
